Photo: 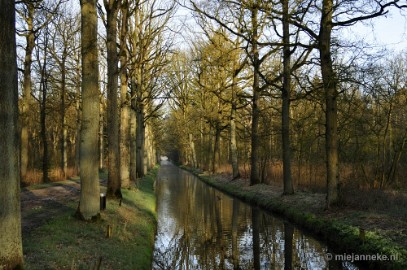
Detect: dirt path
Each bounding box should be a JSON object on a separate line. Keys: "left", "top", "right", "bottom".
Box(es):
{"left": 20, "top": 180, "right": 81, "bottom": 236}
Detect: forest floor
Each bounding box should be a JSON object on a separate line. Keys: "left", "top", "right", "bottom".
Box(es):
{"left": 183, "top": 166, "right": 407, "bottom": 269}
{"left": 20, "top": 169, "right": 158, "bottom": 270}
{"left": 21, "top": 178, "right": 82, "bottom": 236}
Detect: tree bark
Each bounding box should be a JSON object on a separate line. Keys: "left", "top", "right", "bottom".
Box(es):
{"left": 119, "top": 0, "right": 130, "bottom": 188}
{"left": 136, "top": 102, "right": 146, "bottom": 178}
{"left": 77, "top": 0, "right": 101, "bottom": 220}
{"left": 130, "top": 81, "right": 137, "bottom": 183}
{"left": 39, "top": 35, "right": 49, "bottom": 183}
{"left": 0, "top": 0, "right": 24, "bottom": 267}
{"left": 230, "top": 65, "right": 241, "bottom": 179}
{"left": 212, "top": 125, "right": 221, "bottom": 173}
{"left": 319, "top": 0, "right": 340, "bottom": 208}
{"left": 20, "top": 2, "right": 35, "bottom": 181}
{"left": 282, "top": 0, "right": 294, "bottom": 194}
{"left": 250, "top": 5, "right": 261, "bottom": 185}
{"left": 60, "top": 51, "right": 67, "bottom": 180}
{"left": 74, "top": 52, "right": 81, "bottom": 175}
{"left": 189, "top": 133, "right": 197, "bottom": 167}
{"left": 105, "top": 0, "right": 122, "bottom": 199}
{"left": 75, "top": 88, "right": 81, "bottom": 175}
{"left": 99, "top": 98, "right": 105, "bottom": 170}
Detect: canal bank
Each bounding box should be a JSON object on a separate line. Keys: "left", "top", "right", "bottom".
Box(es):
{"left": 180, "top": 166, "right": 407, "bottom": 270}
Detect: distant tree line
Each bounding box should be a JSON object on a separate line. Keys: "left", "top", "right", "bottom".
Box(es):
{"left": 163, "top": 0, "right": 407, "bottom": 208}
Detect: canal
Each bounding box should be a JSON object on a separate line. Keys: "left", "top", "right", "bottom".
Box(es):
{"left": 152, "top": 160, "right": 357, "bottom": 269}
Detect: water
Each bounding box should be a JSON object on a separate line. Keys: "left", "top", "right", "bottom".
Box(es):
{"left": 153, "top": 161, "right": 358, "bottom": 270}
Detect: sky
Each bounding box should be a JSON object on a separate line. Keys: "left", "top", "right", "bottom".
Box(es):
{"left": 174, "top": 3, "right": 407, "bottom": 54}
{"left": 345, "top": 8, "right": 407, "bottom": 53}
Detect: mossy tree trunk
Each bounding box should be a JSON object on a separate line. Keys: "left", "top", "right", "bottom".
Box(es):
{"left": 77, "top": 0, "right": 101, "bottom": 220}
{"left": 104, "top": 0, "right": 122, "bottom": 199}
{"left": 20, "top": 2, "right": 35, "bottom": 181}
{"left": 319, "top": 0, "right": 339, "bottom": 208}
{"left": 130, "top": 82, "right": 137, "bottom": 183}
{"left": 119, "top": 0, "right": 131, "bottom": 188}
{"left": 0, "top": 0, "right": 24, "bottom": 267}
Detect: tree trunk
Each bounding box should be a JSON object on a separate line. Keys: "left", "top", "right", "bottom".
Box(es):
{"left": 282, "top": 0, "right": 294, "bottom": 194}
{"left": 120, "top": 74, "right": 131, "bottom": 187}
{"left": 250, "top": 5, "right": 260, "bottom": 185}
{"left": 99, "top": 98, "right": 104, "bottom": 170}
{"left": 130, "top": 82, "right": 137, "bottom": 183}
{"left": 0, "top": 0, "right": 24, "bottom": 266}
{"left": 189, "top": 133, "right": 197, "bottom": 167}
{"left": 136, "top": 102, "right": 146, "bottom": 178}
{"left": 119, "top": 1, "right": 130, "bottom": 188}
{"left": 105, "top": 0, "right": 122, "bottom": 199}
{"left": 145, "top": 123, "right": 154, "bottom": 170}
{"left": 21, "top": 2, "right": 35, "bottom": 181}
{"left": 230, "top": 97, "right": 240, "bottom": 179}
{"left": 74, "top": 53, "right": 81, "bottom": 175}
{"left": 60, "top": 54, "right": 67, "bottom": 179}
{"left": 77, "top": 0, "right": 100, "bottom": 220}
{"left": 212, "top": 125, "right": 221, "bottom": 173}
{"left": 39, "top": 40, "right": 49, "bottom": 183}
{"left": 320, "top": 0, "right": 340, "bottom": 208}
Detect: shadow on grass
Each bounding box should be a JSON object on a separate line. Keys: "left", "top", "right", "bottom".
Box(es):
{"left": 121, "top": 170, "right": 158, "bottom": 224}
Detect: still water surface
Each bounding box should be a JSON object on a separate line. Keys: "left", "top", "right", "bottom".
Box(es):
{"left": 153, "top": 161, "right": 357, "bottom": 269}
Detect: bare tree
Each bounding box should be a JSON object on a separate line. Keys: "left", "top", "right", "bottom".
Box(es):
{"left": 128, "top": 0, "right": 175, "bottom": 177}
{"left": 49, "top": 7, "right": 80, "bottom": 180}
{"left": 248, "top": 3, "right": 261, "bottom": 185}
{"left": 76, "top": 0, "right": 101, "bottom": 220}
{"left": 119, "top": 0, "right": 131, "bottom": 188}
{"left": 281, "top": 0, "right": 293, "bottom": 194}
{"left": 316, "top": 0, "right": 406, "bottom": 207}
{"left": 104, "top": 0, "right": 122, "bottom": 199}
{"left": 35, "top": 25, "right": 51, "bottom": 183}
{"left": 16, "top": 0, "right": 63, "bottom": 181}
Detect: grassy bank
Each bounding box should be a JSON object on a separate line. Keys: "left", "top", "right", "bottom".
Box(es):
{"left": 181, "top": 166, "right": 407, "bottom": 270}
{"left": 23, "top": 167, "right": 158, "bottom": 270}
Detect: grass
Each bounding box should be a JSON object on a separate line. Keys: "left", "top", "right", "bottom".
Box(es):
{"left": 23, "top": 167, "right": 158, "bottom": 270}
{"left": 181, "top": 165, "right": 407, "bottom": 270}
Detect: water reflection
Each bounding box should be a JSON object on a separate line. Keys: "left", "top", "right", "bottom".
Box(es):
{"left": 153, "top": 161, "right": 356, "bottom": 270}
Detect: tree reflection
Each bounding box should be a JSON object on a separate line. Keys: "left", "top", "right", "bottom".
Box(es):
{"left": 231, "top": 200, "right": 240, "bottom": 270}
{"left": 252, "top": 208, "right": 261, "bottom": 269}
{"left": 284, "top": 222, "right": 294, "bottom": 270}
{"left": 153, "top": 163, "right": 355, "bottom": 270}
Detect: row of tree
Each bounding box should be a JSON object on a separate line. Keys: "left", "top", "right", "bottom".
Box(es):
{"left": 1, "top": 0, "right": 175, "bottom": 267}
{"left": 15, "top": 0, "right": 173, "bottom": 185}
{"left": 162, "top": 0, "right": 407, "bottom": 206}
